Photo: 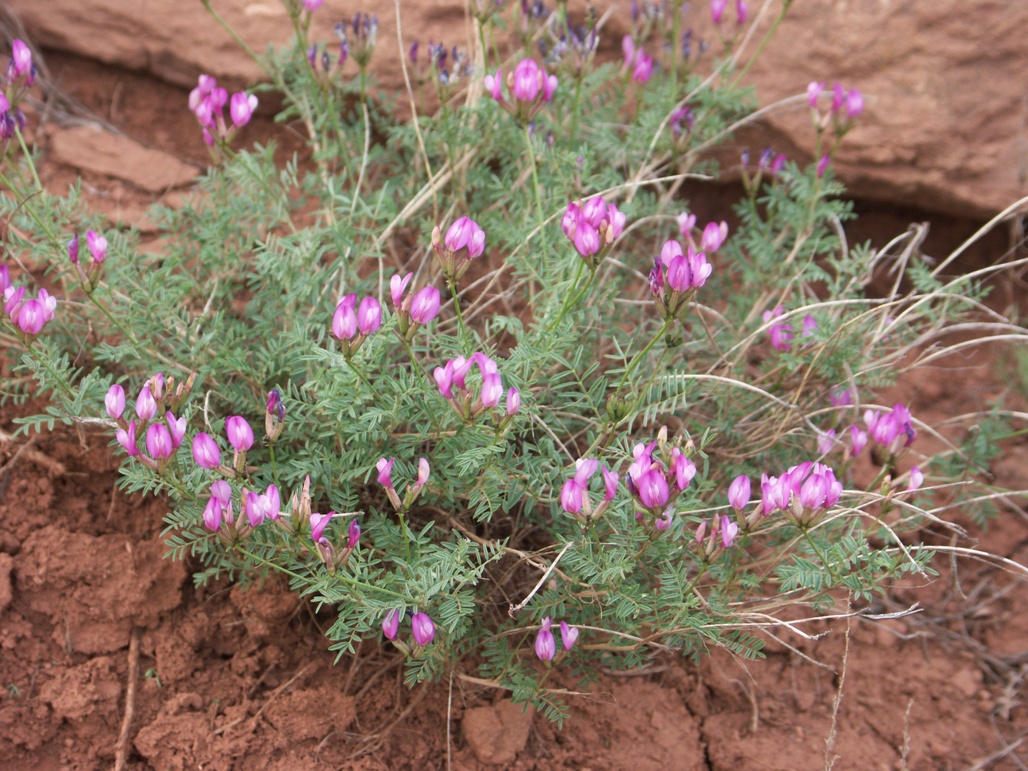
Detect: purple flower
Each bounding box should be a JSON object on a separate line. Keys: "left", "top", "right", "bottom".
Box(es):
{"left": 203, "top": 496, "right": 223, "bottom": 531}
{"left": 10, "top": 39, "right": 32, "bottom": 80}
{"left": 346, "top": 518, "right": 361, "bottom": 549}
{"left": 701, "top": 221, "right": 728, "bottom": 252}
{"left": 67, "top": 235, "right": 80, "bottom": 265}
{"left": 15, "top": 298, "right": 44, "bottom": 334}
{"left": 720, "top": 515, "right": 739, "bottom": 548}
{"left": 225, "top": 416, "right": 254, "bottom": 452}
{"left": 135, "top": 385, "right": 157, "bottom": 421}
{"left": 411, "top": 611, "right": 436, "bottom": 646}
{"left": 483, "top": 69, "right": 504, "bottom": 101}
{"left": 146, "top": 423, "right": 175, "bottom": 461}
{"left": 534, "top": 617, "right": 556, "bottom": 661}
{"left": 845, "top": 89, "right": 864, "bottom": 119}
{"left": 849, "top": 425, "right": 868, "bottom": 456}
{"left": 357, "top": 296, "right": 382, "bottom": 335}
{"left": 303, "top": 0, "right": 324, "bottom": 11}
{"left": 409, "top": 286, "right": 440, "bottom": 324}
{"left": 632, "top": 50, "right": 653, "bottom": 83}
{"left": 310, "top": 510, "right": 337, "bottom": 543}
{"left": 807, "top": 81, "right": 825, "bottom": 107}
{"left": 829, "top": 385, "right": 854, "bottom": 407}
{"left": 86, "top": 230, "right": 107, "bottom": 263}
{"left": 166, "top": 412, "right": 187, "bottom": 448}
{"left": 763, "top": 306, "right": 794, "bottom": 351}
{"left": 710, "top": 0, "right": 727, "bottom": 24}
{"left": 105, "top": 384, "right": 126, "bottom": 420}
{"left": 560, "top": 477, "right": 585, "bottom": 515}
{"left": 637, "top": 467, "right": 669, "bottom": 510}
{"left": 377, "top": 457, "right": 395, "bottom": 487}
{"left": 908, "top": 466, "right": 923, "bottom": 491}
{"left": 602, "top": 467, "right": 619, "bottom": 501}
{"left": 229, "top": 92, "right": 258, "bottom": 127}
{"left": 390, "top": 272, "right": 413, "bottom": 307}
{"left": 116, "top": 420, "right": 139, "bottom": 456}
{"left": 817, "top": 428, "right": 836, "bottom": 456}
{"left": 728, "top": 475, "right": 751, "bottom": 512}
{"left": 559, "top": 621, "right": 579, "bottom": 651}
{"left": 506, "top": 387, "right": 521, "bottom": 417}
{"left": 332, "top": 295, "right": 358, "bottom": 341}
{"left": 511, "top": 58, "right": 544, "bottom": 101}
{"left": 382, "top": 609, "right": 400, "bottom": 640}
{"left": 671, "top": 449, "right": 696, "bottom": 491}
{"left": 561, "top": 198, "right": 625, "bottom": 263}
{"left": 817, "top": 154, "right": 831, "bottom": 178}
{"left": 192, "top": 432, "right": 222, "bottom": 470}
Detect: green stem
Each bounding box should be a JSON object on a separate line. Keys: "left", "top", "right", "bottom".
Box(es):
{"left": 613, "top": 318, "right": 673, "bottom": 401}
{"left": 524, "top": 123, "right": 549, "bottom": 272}
{"left": 570, "top": 78, "right": 583, "bottom": 143}
{"left": 448, "top": 279, "right": 470, "bottom": 353}
{"left": 234, "top": 545, "right": 406, "bottom": 599}
{"left": 729, "top": 0, "right": 792, "bottom": 88}
{"left": 347, "top": 357, "right": 384, "bottom": 401}
{"left": 400, "top": 335, "right": 442, "bottom": 433}
{"left": 800, "top": 527, "right": 839, "bottom": 584}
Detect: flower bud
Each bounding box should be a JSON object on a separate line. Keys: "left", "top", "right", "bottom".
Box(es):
{"left": 411, "top": 611, "right": 436, "bottom": 646}
{"left": 105, "top": 384, "right": 126, "bottom": 420}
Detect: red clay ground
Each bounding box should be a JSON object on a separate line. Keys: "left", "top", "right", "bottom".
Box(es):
{"left": 1, "top": 50, "right": 1026, "bottom": 770}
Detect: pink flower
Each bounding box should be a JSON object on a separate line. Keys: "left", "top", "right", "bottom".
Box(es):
{"left": 560, "top": 477, "right": 585, "bottom": 515}
{"left": 637, "top": 467, "right": 669, "bottom": 509}
{"left": 303, "top": 0, "right": 325, "bottom": 10}
{"left": 807, "top": 81, "right": 825, "bottom": 107}
{"left": 166, "top": 412, "right": 187, "bottom": 448}
{"left": 700, "top": 221, "right": 728, "bottom": 252}
{"left": 203, "top": 496, "right": 223, "bottom": 531}
{"left": 390, "top": 272, "right": 413, "bottom": 307}
{"left": 310, "top": 510, "right": 337, "bottom": 543}
{"left": 602, "top": 467, "right": 619, "bottom": 501}
{"left": 105, "top": 384, "right": 126, "bottom": 420}
{"left": 671, "top": 449, "right": 696, "bottom": 491}
{"left": 728, "top": 475, "right": 751, "bottom": 512}
{"left": 332, "top": 295, "right": 358, "bottom": 340}
{"left": 382, "top": 609, "right": 400, "bottom": 640}
{"left": 409, "top": 286, "right": 440, "bottom": 324}
{"left": 817, "top": 428, "right": 836, "bottom": 456}
{"left": 146, "top": 423, "right": 175, "bottom": 461}
{"left": 506, "top": 387, "right": 521, "bottom": 416}
{"left": 907, "top": 466, "right": 923, "bottom": 491}
{"left": 411, "top": 611, "right": 436, "bottom": 646}
{"left": 511, "top": 58, "right": 543, "bottom": 101}
{"left": 710, "top": 0, "right": 727, "bottom": 24}
{"left": 632, "top": 51, "right": 653, "bottom": 84}
{"left": 816, "top": 154, "right": 831, "bottom": 178}
{"left": 534, "top": 617, "right": 556, "bottom": 661}
{"left": 483, "top": 69, "right": 504, "bottom": 101}
{"left": 229, "top": 92, "right": 258, "bottom": 127}
{"left": 86, "top": 230, "right": 107, "bottom": 263}
{"left": 116, "top": 420, "right": 139, "bottom": 456}
{"left": 721, "top": 515, "right": 739, "bottom": 548}
{"left": 849, "top": 425, "right": 868, "bottom": 457}
{"left": 16, "top": 300, "right": 46, "bottom": 334}
{"left": 845, "top": 89, "right": 864, "bottom": 119}
{"left": 135, "top": 385, "right": 157, "bottom": 421}
{"left": 377, "top": 457, "right": 395, "bottom": 487}
{"left": 416, "top": 457, "right": 430, "bottom": 487}
{"left": 559, "top": 621, "right": 579, "bottom": 651}
{"left": 225, "top": 416, "right": 254, "bottom": 452}
{"left": 346, "top": 518, "right": 361, "bottom": 549}
{"left": 10, "top": 39, "right": 32, "bottom": 79}
{"left": 357, "top": 296, "right": 382, "bottom": 335}
{"left": 192, "top": 432, "right": 222, "bottom": 470}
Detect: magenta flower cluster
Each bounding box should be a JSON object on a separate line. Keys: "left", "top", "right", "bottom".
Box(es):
{"left": 649, "top": 238, "right": 713, "bottom": 322}
{"left": 390, "top": 273, "right": 441, "bottom": 341}
{"left": 331, "top": 293, "right": 382, "bottom": 357}
{"left": 559, "top": 458, "right": 618, "bottom": 524}
{"left": 534, "top": 617, "right": 579, "bottom": 662}
{"left": 1, "top": 39, "right": 34, "bottom": 141}
{"left": 309, "top": 510, "right": 361, "bottom": 570}
{"left": 561, "top": 196, "right": 625, "bottom": 266}
{"left": 762, "top": 305, "right": 817, "bottom": 352}
{"left": 626, "top": 438, "right": 698, "bottom": 531}
{"left": 621, "top": 36, "right": 654, "bottom": 84}
{"left": 105, "top": 373, "right": 193, "bottom": 473}
{"left": 376, "top": 456, "right": 430, "bottom": 512}
{"left": 66, "top": 230, "right": 109, "bottom": 292}
{"left": 434, "top": 352, "right": 518, "bottom": 423}
{"left": 757, "top": 462, "right": 843, "bottom": 527}
{"left": 711, "top": 0, "right": 748, "bottom": 26}
{"left": 2, "top": 267, "right": 56, "bottom": 339}
{"left": 484, "top": 58, "right": 558, "bottom": 124}
{"left": 432, "top": 216, "right": 486, "bottom": 282}
{"left": 382, "top": 609, "right": 436, "bottom": 647}
{"left": 188, "top": 74, "right": 258, "bottom": 147}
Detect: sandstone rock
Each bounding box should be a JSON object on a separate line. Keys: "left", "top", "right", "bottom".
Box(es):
{"left": 462, "top": 699, "right": 534, "bottom": 765}
{"left": 7, "top": 0, "right": 1026, "bottom": 215}
{"left": 49, "top": 125, "right": 201, "bottom": 193}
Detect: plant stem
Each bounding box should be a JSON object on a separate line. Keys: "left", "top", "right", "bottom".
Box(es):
{"left": 524, "top": 123, "right": 549, "bottom": 275}
{"left": 614, "top": 318, "right": 674, "bottom": 401}
{"left": 448, "top": 279, "right": 470, "bottom": 353}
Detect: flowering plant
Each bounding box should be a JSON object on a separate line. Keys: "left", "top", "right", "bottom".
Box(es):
{"left": 1, "top": 0, "right": 1024, "bottom": 727}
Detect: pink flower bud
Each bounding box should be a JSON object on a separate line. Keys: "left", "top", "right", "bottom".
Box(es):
{"left": 390, "top": 272, "right": 413, "bottom": 307}
{"left": 146, "top": 423, "right": 175, "bottom": 461}
{"left": 67, "top": 235, "right": 80, "bottom": 264}
{"left": 192, "top": 432, "right": 222, "bottom": 470}
{"left": 700, "top": 221, "right": 728, "bottom": 252}
{"left": 166, "top": 412, "right": 187, "bottom": 448}
{"left": 135, "top": 385, "right": 157, "bottom": 421}
{"left": 411, "top": 611, "right": 435, "bottom": 646}
{"left": 560, "top": 478, "right": 584, "bottom": 515}
{"left": 845, "top": 89, "right": 863, "bottom": 119}
{"left": 116, "top": 420, "right": 139, "bottom": 456}
{"left": 410, "top": 286, "right": 440, "bottom": 324}
{"left": 559, "top": 621, "right": 579, "bottom": 651}
{"left": 632, "top": 51, "right": 653, "bottom": 84}
{"left": 382, "top": 609, "right": 400, "bottom": 640}
{"left": 303, "top": 0, "right": 324, "bottom": 11}
{"left": 728, "top": 475, "right": 750, "bottom": 512}
{"left": 310, "top": 510, "right": 337, "bottom": 543}
{"left": 357, "top": 296, "right": 382, "bottom": 335}
{"left": 203, "top": 496, "right": 223, "bottom": 531}
{"left": 10, "top": 39, "right": 32, "bottom": 79}
{"left": 807, "top": 80, "right": 825, "bottom": 107}
{"left": 710, "top": 0, "right": 727, "bottom": 24}
{"left": 721, "top": 515, "right": 739, "bottom": 548}
{"left": 225, "top": 416, "right": 254, "bottom": 452}
{"left": 817, "top": 428, "right": 836, "bottom": 456}
{"left": 816, "top": 154, "right": 830, "bottom": 178}
{"left": 506, "top": 387, "right": 520, "bottom": 416}
{"left": 105, "top": 384, "right": 126, "bottom": 420}
{"left": 346, "top": 517, "right": 360, "bottom": 549}
{"left": 907, "top": 466, "right": 923, "bottom": 491}
{"left": 417, "top": 457, "right": 430, "bottom": 486}
{"left": 332, "top": 297, "right": 358, "bottom": 341}
{"left": 637, "top": 467, "right": 669, "bottom": 509}
{"left": 677, "top": 211, "right": 696, "bottom": 235}
{"left": 377, "top": 457, "right": 394, "bottom": 487}
{"left": 534, "top": 617, "right": 555, "bottom": 661}
{"left": 511, "top": 58, "right": 542, "bottom": 102}
{"left": 16, "top": 299, "right": 45, "bottom": 334}
{"left": 484, "top": 69, "right": 504, "bottom": 101}
{"left": 229, "top": 92, "right": 258, "bottom": 127}
{"left": 86, "top": 230, "right": 107, "bottom": 263}
{"left": 602, "top": 467, "right": 619, "bottom": 502}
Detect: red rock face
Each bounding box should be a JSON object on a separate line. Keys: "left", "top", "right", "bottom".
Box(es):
{"left": 6, "top": 0, "right": 1027, "bottom": 216}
